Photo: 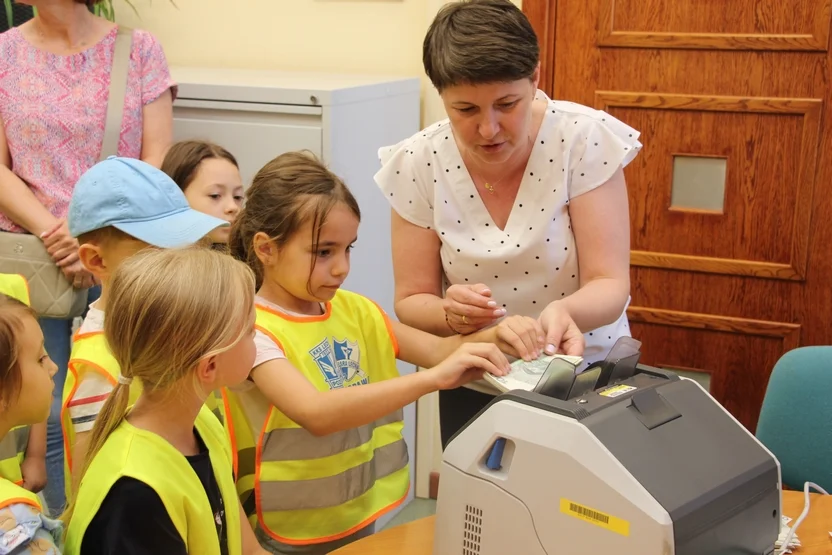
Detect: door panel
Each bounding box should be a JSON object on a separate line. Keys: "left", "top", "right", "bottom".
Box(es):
{"left": 598, "top": 0, "right": 831, "bottom": 51}
{"left": 524, "top": 0, "right": 832, "bottom": 431}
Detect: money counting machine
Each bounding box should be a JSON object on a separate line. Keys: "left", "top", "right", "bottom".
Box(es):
{"left": 434, "top": 339, "right": 782, "bottom": 555}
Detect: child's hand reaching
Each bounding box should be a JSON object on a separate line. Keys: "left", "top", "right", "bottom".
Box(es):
{"left": 428, "top": 343, "right": 510, "bottom": 390}
{"left": 492, "top": 315, "right": 546, "bottom": 361}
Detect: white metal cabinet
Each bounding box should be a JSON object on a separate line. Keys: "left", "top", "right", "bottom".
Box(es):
{"left": 170, "top": 67, "right": 422, "bottom": 527}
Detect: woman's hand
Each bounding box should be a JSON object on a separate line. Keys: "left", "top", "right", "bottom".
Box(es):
{"left": 443, "top": 283, "right": 506, "bottom": 335}
{"left": 538, "top": 301, "right": 585, "bottom": 356}
{"left": 428, "top": 343, "right": 510, "bottom": 390}
{"left": 492, "top": 315, "right": 545, "bottom": 361}
{"left": 41, "top": 219, "right": 80, "bottom": 266}
{"left": 61, "top": 259, "right": 96, "bottom": 289}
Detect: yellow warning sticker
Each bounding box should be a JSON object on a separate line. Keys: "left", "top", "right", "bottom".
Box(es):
{"left": 559, "top": 498, "right": 630, "bottom": 536}
{"left": 599, "top": 384, "right": 636, "bottom": 398}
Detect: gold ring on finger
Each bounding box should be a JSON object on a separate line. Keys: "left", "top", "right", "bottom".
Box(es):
{"left": 462, "top": 314, "right": 468, "bottom": 325}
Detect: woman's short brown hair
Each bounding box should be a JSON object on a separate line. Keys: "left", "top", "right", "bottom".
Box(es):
{"left": 423, "top": 0, "right": 540, "bottom": 93}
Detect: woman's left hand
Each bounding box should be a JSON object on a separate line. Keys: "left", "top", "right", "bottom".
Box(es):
{"left": 41, "top": 219, "right": 80, "bottom": 264}
{"left": 538, "top": 301, "right": 585, "bottom": 356}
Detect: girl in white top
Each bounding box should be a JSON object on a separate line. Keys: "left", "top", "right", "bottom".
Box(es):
{"left": 374, "top": 0, "right": 642, "bottom": 447}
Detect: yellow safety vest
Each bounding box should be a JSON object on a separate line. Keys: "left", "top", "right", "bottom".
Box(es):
{"left": 0, "top": 427, "right": 29, "bottom": 486}
{"left": 64, "top": 407, "right": 241, "bottom": 555}
{"left": 0, "top": 275, "right": 31, "bottom": 487}
{"left": 61, "top": 331, "right": 142, "bottom": 499}
{"left": 0, "top": 273, "right": 30, "bottom": 305}
{"left": 0, "top": 476, "right": 41, "bottom": 512}
{"left": 62, "top": 331, "right": 226, "bottom": 500}
{"left": 223, "top": 290, "right": 410, "bottom": 546}
{"left": 0, "top": 274, "right": 32, "bottom": 306}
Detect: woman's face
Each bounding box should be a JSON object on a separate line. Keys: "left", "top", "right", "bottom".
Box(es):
{"left": 441, "top": 68, "right": 540, "bottom": 168}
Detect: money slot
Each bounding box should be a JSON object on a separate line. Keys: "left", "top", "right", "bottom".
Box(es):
{"left": 533, "top": 358, "right": 581, "bottom": 400}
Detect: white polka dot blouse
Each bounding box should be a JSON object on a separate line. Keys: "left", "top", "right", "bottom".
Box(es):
{"left": 374, "top": 91, "right": 643, "bottom": 371}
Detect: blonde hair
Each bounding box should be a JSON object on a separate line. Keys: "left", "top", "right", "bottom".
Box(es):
{"left": 62, "top": 246, "right": 255, "bottom": 524}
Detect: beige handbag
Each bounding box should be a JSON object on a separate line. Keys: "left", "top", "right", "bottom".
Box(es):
{"left": 0, "top": 27, "right": 133, "bottom": 319}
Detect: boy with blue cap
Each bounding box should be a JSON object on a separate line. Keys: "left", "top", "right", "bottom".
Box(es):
{"left": 60, "top": 157, "right": 227, "bottom": 500}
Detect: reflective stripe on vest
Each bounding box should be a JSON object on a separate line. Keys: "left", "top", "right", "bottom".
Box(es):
{"left": 225, "top": 290, "right": 410, "bottom": 545}
{"left": 0, "top": 477, "right": 41, "bottom": 512}
{"left": 0, "top": 427, "right": 29, "bottom": 485}
{"left": 64, "top": 407, "right": 241, "bottom": 555}
{"left": 61, "top": 332, "right": 142, "bottom": 500}
{"left": 0, "top": 274, "right": 30, "bottom": 306}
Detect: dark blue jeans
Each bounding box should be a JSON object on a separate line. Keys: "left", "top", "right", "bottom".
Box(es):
{"left": 39, "top": 285, "right": 100, "bottom": 515}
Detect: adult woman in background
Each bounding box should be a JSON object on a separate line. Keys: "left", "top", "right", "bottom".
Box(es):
{"left": 375, "top": 0, "right": 642, "bottom": 447}
{"left": 0, "top": 0, "right": 175, "bottom": 512}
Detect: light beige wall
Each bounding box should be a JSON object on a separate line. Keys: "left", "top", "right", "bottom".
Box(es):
{"left": 116, "top": 0, "right": 520, "bottom": 126}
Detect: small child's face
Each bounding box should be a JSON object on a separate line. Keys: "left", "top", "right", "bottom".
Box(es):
{"left": 14, "top": 314, "right": 57, "bottom": 426}
{"left": 184, "top": 158, "right": 244, "bottom": 244}
{"left": 267, "top": 202, "right": 359, "bottom": 304}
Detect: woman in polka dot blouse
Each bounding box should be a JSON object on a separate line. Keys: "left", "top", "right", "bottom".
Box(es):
{"left": 374, "top": 0, "right": 643, "bottom": 447}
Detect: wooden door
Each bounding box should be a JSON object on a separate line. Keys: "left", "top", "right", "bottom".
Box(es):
{"left": 524, "top": 0, "right": 832, "bottom": 431}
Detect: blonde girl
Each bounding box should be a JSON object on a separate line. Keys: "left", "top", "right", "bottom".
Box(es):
{"left": 226, "top": 151, "right": 543, "bottom": 554}
{"left": 62, "top": 247, "right": 268, "bottom": 555}
{"left": 0, "top": 293, "right": 61, "bottom": 553}
{"left": 161, "top": 140, "right": 244, "bottom": 248}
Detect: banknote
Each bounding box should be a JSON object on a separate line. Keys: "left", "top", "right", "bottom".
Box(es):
{"left": 485, "top": 354, "right": 583, "bottom": 392}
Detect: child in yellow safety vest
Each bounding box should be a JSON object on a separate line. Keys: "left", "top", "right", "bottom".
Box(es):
{"left": 0, "top": 275, "right": 48, "bottom": 504}
{"left": 61, "top": 247, "right": 269, "bottom": 555}
{"left": 0, "top": 292, "right": 62, "bottom": 553}
{"left": 225, "top": 152, "right": 542, "bottom": 554}
{"left": 60, "top": 157, "right": 228, "bottom": 502}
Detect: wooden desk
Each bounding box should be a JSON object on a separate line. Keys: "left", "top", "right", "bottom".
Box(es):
{"left": 332, "top": 491, "right": 832, "bottom": 554}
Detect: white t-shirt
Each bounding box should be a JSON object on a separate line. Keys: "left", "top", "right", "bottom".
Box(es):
{"left": 252, "top": 296, "right": 294, "bottom": 367}
{"left": 374, "top": 91, "right": 642, "bottom": 390}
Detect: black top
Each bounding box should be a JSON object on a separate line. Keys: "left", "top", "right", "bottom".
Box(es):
{"left": 81, "top": 430, "right": 228, "bottom": 555}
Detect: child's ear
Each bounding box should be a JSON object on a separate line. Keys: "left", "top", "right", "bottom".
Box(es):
{"left": 252, "top": 232, "right": 277, "bottom": 265}
{"left": 196, "top": 356, "right": 219, "bottom": 389}
{"left": 78, "top": 244, "right": 108, "bottom": 279}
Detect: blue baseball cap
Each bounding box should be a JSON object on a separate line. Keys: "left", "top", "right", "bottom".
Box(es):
{"left": 68, "top": 156, "right": 228, "bottom": 248}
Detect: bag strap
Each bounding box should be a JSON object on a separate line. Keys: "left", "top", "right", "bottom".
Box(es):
{"left": 100, "top": 26, "right": 134, "bottom": 161}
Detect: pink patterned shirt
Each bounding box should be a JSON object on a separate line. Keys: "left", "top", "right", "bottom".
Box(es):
{"left": 0, "top": 26, "right": 176, "bottom": 232}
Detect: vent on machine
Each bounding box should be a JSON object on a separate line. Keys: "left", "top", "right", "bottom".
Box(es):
{"left": 463, "top": 504, "right": 483, "bottom": 554}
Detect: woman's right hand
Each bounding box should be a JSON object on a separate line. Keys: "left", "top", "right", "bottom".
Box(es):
{"left": 428, "top": 343, "right": 510, "bottom": 390}
{"left": 443, "top": 284, "right": 506, "bottom": 335}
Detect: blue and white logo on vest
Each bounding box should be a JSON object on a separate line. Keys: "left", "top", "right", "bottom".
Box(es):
{"left": 310, "top": 337, "right": 368, "bottom": 389}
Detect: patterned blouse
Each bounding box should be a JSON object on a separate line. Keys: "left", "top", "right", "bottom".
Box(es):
{"left": 0, "top": 25, "right": 176, "bottom": 232}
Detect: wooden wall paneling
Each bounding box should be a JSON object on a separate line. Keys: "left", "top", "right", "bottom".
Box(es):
{"left": 597, "top": 0, "right": 832, "bottom": 51}
{"left": 523, "top": 0, "right": 556, "bottom": 96}
{"left": 524, "top": 0, "right": 832, "bottom": 430}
